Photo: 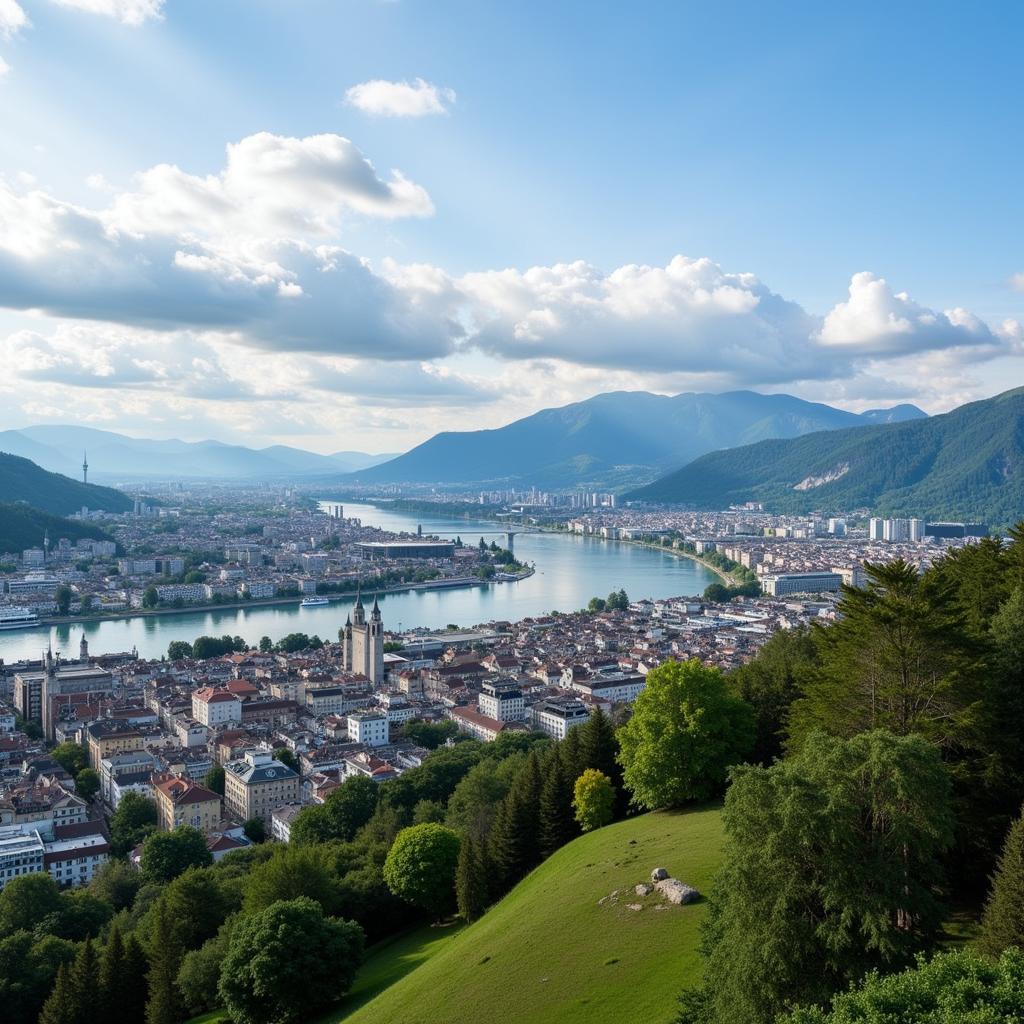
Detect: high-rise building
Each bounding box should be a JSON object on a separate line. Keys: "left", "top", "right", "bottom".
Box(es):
{"left": 869, "top": 518, "right": 885, "bottom": 541}
{"left": 909, "top": 518, "right": 925, "bottom": 542}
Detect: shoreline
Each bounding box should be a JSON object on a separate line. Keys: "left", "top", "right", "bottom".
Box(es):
{"left": 37, "top": 567, "right": 535, "bottom": 629}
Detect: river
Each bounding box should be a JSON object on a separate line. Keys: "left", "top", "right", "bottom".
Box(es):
{"left": 0, "top": 502, "right": 716, "bottom": 663}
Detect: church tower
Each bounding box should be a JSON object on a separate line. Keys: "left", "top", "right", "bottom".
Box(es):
{"left": 79, "top": 633, "right": 89, "bottom": 662}
{"left": 42, "top": 646, "right": 57, "bottom": 741}
{"left": 368, "top": 596, "right": 384, "bottom": 685}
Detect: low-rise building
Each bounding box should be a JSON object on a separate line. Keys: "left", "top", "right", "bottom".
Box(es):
{"left": 191, "top": 688, "right": 243, "bottom": 728}
{"left": 0, "top": 825, "right": 45, "bottom": 890}
{"left": 346, "top": 710, "right": 389, "bottom": 747}
{"left": 532, "top": 698, "right": 591, "bottom": 739}
{"left": 152, "top": 773, "right": 222, "bottom": 833}
{"left": 478, "top": 680, "right": 526, "bottom": 722}
{"left": 223, "top": 750, "right": 301, "bottom": 827}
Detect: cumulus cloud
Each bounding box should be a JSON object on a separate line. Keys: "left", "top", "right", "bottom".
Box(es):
{"left": 458, "top": 255, "right": 826, "bottom": 382}
{"left": 49, "top": 0, "right": 164, "bottom": 25}
{"left": 345, "top": 78, "right": 456, "bottom": 117}
{"left": 108, "top": 131, "right": 433, "bottom": 238}
{"left": 0, "top": 0, "right": 28, "bottom": 39}
{"left": 0, "top": 133, "right": 447, "bottom": 358}
{"left": 817, "top": 271, "right": 995, "bottom": 355}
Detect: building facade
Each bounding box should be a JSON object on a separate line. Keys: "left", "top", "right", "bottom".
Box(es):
{"left": 223, "top": 750, "right": 301, "bottom": 826}
{"left": 341, "top": 595, "right": 385, "bottom": 685}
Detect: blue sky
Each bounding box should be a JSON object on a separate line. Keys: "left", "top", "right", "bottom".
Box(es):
{"left": 0, "top": 0, "right": 1021, "bottom": 452}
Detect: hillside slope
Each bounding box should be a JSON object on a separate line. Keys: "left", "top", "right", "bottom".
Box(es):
{"left": 335, "top": 806, "right": 723, "bottom": 1024}
{"left": 351, "top": 391, "right": 923, "bottom": 489}
{"left": 627, "top": 387, "right": 1024, "bottom": 522}
{"left": 0, "top": 503, "right": 113, "bottom": 556}
{"left": 0, "top": 452, "right": 132, "bottom": 515}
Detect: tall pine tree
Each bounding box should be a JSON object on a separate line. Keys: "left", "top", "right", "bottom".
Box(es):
{"left": 488, "top": 751, "right": 543, "bottom": 894}
{"left": 38, "top": 963, "right": 78, "bottom": 1024}
{"left": 538, "top": 746, "right": 578, "bottom": 858}
{"left": 576, "top": 706, "right": 627, "bottom": 815}
{"left": 979, "top": 810, "right": 1024, "bottom": 957}
{"left": 456, "top": 834, "right": 490, "bottom": 921}
{"left": 145, "top": 898, "right": 182, "bottom": 1024}
{"left": 99, "top": 921, "right": 125, "bottom": 1022}
{"left": 120, "top": 933, "right": 151, "bottom": 1024}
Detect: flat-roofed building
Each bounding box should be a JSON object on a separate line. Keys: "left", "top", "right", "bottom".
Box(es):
{"left": 532, "top": 698, "right": 591, "bottom": 740}
{"left": 0, "top": 826, "right": 44, "bottom": 890}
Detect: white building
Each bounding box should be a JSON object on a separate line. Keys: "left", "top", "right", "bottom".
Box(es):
{"left": 478, "top": 680, "right": 526, "bottom": 722}
{"left": 869, "top": 518, "right": 885, "bottom": 541}
{"left": 532, "top": 699, "right": 591, "bottom": 740}
{"left": 191, "top": 687, "right": 244, "bottom": 728}
{"left": 0, "top": 826, "right": 45, "bottom": 890}
{"left": 346, "top": 710, "right": 389, "bottom": 747}
{"left": 44, "top": 825, "right": 109, "bottom": 888}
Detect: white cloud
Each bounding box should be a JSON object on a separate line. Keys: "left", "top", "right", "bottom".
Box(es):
{"left": 457, "top": 255, "right": 826, "bottom": 382}
{"left": 0, "top": 56, "right": 10, "bottom": 77}
{"left": 817, "top": 271, "right": 995, "bottom": 355}
{"left": 0, "top": 0, "right": 28, "bottom": 40}
{"left": 108, "top": 131, "right": 433, "bottom": 238}
{"left": 345, "top": 78, "right": 456, "bottom": 117}
{"left": 1011, "top": 272, "right": 1024, "bottom": 293}
{"left": 49, "top": 0, "right": 164, "bottom": 25}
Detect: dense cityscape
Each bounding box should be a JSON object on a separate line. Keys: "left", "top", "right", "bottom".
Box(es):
{"left": 2, "top": 3, "right": 1024, "bottom": 1024}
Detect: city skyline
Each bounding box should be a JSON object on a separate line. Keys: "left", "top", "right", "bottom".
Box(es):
{"left": 0, "top": 1, "right": 1022, "bottom": 452}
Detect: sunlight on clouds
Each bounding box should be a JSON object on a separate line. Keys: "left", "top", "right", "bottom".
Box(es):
{"left": 345, "top": 78, "right": 456, "bottom": 117}
{"left": 50, "top": 0, "right": 164, "bottom": 26}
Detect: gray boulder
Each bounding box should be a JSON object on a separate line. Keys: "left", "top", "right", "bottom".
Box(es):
{"left": 651, "top": 867, "right": 669, "bottom": 881}
{"left": 655, "top": 878, "right": 700, "bottom": 905}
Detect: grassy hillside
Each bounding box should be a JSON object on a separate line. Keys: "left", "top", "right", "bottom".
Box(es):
{"left": 0, "top": 451, "right": 132, "bottom": 515}
{"left": 335, "top": 806, "right": 723, "bottom": 1024}
{"left": 628, "top": 387, "right": 1024, "bottom": 522}
{"left": 0, "top": 502, "right": 114, "bottom": 556}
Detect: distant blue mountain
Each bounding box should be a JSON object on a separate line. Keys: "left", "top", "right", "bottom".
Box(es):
{"left": 0, "top": 426, "right": 395, "bottom": 481}
{"left": 349, "top": 391, "right": 926, "bottom": 489}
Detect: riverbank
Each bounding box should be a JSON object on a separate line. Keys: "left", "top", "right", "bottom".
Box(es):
{"left": 39, "top": 567, "right": 536, "bottom": 628}
{"left": 532, "top": 523, "right": 737, "bottom": 587}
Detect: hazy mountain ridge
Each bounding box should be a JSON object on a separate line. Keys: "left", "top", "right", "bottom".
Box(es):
{"left": 349, "top": 391, "right": 926, "bottom": 489}
{"left": 0, "top": 426, "right": 395, "bottom": 481}
{"left": 625, "top": 387, "right": 1024, "bottom": 522}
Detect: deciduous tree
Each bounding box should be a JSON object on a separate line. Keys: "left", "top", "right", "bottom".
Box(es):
{"left": 617, "top": 659, "right": 755, "bottom": 808}
{"left": 383, "top": 823, "right": 461, "bottom": 919}
{"left": 218, "top": 897, "right": 363, "bottom": 1024}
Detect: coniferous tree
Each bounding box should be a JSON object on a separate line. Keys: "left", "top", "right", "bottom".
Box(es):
{"left": 979, "top": 810, "right": 1024, "bottom": 957}
{"left": 97, "top": 921, "right": 123, "bottom": 1015}
{"left": 488, "top": 751, "right": 543, "bottom": 894}
{"left": 538, "top": 746, "right": 578, "bottom": 858}
{"left": 455, "top": 834, "right": 490, "bottom": 921}
{"left": 120, "top": 933, "right": 151, "bottom": 1024}
{"left": 576, "top": 706, "right": 627, "bottom": 814}
{"left": 145, "top": 898, "right": 181, "bottom": 1024}
{"left": 560, "top": 725, "right": 583, "bottom": 780}
{"left": 38, "top": 963, "right": 77, "bottom": 1024}
{"left": 98, "top": 923, "right": 125, "bottom": 1021}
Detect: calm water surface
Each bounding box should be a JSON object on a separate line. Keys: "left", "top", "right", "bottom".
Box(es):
{"left": 0, "top": 502, "right": 715, "bottom": 662}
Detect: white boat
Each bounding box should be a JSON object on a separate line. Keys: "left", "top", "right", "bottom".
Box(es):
{"left": 0, "top": 607, "right": 41, "bottom": 630}
{"left": 300, "top": 597, "right": 330, "bottom": 607}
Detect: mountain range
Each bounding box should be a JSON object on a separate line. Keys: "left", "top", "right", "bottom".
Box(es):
{"left": 626, "top": 386, "right": 1024, "bottom": 523}
{"left": 348, "top": 391, "right": 926, "bottom": 489}
{"left": 0, "top": 425, "right": 396, "bottom": 482}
